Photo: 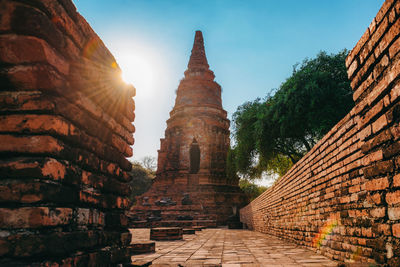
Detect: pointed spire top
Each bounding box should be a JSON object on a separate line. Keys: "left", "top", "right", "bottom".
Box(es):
{"left": 187, "top": 30, "right": 209, "bottom": 71}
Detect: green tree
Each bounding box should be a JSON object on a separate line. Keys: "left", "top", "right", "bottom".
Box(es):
{"left": 230, "top": 50, "right": 353, "bottom": 179}
{"left": 239, "top": 179, "right": 268, "bottom": 201}
{"left": 128, "top": 161, "right": 155, "bottom": 205}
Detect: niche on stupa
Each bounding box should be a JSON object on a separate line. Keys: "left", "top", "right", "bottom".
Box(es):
{"left": 189, "top": 138, "right": 200, "bottom": 173}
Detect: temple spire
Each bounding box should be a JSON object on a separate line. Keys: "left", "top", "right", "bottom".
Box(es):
{"left": 187, "top": 31, "right": 209, "bottom": 71}
{"left": 185, "top": 31, "right": 214, "bottom": 80}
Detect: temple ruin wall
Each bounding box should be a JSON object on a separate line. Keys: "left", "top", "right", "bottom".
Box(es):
{"left": 240, "top": 0, "right": 400, "bottom": 264}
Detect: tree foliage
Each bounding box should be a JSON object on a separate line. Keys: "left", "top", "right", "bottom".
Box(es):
{"left": 239, "top": 179, "right": 268, "bottom": 201}
{"left": 128, "top": 161, "right": 155, "bottom": 205}
{"left": 230, "top": 50, "right": 354, "bottom": 179}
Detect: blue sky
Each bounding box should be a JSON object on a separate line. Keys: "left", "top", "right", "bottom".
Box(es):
{"left": 73, "top": 0, "right": 384, "bottom": 164}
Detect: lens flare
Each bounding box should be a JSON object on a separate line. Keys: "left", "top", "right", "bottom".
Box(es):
{"left": 351, "top": 247, "right": 362, "bottom": 262}
{"left": 312, "top": 219, "right": 338, "bottom": 248}
{"left": 83, "top": 38, "right": 101, "bottom": 59}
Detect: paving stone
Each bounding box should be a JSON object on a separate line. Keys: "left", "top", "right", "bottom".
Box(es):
{"left": 130, "top": 228, "right": 339, "bottom": 266}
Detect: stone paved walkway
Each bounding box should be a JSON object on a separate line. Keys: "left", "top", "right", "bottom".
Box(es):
{"left": 130, "top": 228, "right": 339, "bottom": 266}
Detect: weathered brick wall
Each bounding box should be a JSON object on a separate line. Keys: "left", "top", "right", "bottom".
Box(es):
{"left": 240, "top": 0, "right": 400, "bottom": 265}
{"left": 0, "top": 0, "right": 136, "bottom": 265}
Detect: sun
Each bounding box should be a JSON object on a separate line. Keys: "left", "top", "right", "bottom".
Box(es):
{"left": 120, "top": 54, "right": 153, "bottom": 87}
{"left": 119, "top": 53, "right": 155, "bottom": 92}
{"left": 113, "top": 43, "right": 163, "bottom": 99}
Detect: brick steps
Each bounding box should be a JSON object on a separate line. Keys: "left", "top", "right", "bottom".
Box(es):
{"left": 183, "top": 228, "right": 196, "bottom": 234}
{"left": 131, "top": 241, "right": 155, "bottom": 255}
{"left": 130, "top": 219, "right": 217, "bottom": 228}
{"left": 192, "top": 226, "right": 206, "bottom": 231}
{"left": 150, "top": 227, "right": 183, "bottom": 241}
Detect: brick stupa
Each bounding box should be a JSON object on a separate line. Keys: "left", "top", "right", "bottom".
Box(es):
{"left": 130, "top": 31, "right": 247, "bottom": 227}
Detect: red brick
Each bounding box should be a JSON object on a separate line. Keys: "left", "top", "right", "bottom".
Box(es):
{"left": 41, "top": 158, "right": 66, "bottom": 180}
{"left": 361, "top": 129, "right": 393, "bottom": 153}
{"left": 375, "top": 17, "right": 400, "bottom": 59}
{"left": 395, "top": 0, "right": 400, "bottom": 14}
{"left": 362, "top": 150, "right": 383, "bottom": 166}
{"left": 386, "top": 190, "right": 400, "bottom": 204}
{"left": 348, "top": 185, "right": 360, "bottom": 194}
{"left": 373, "top": 55, "right": 389, "bottom": 79}
{"left": 365, "top": 177, "right": 390, "bottom": 191}
{"left": 375, "top": 0, "right": 395, "bottom": 24}
{"left": 41, "top": 0, "right": 86, "bottom": 48}
{"left": 0, "top": 207, "right": 72, "bottom": 228}
{"left": 389, "top": 6, "right": 396, "bottom": 23}
{"left": 362, "top": 227, "right": 373, "bottom": 237}
{"left": 388, "top": 207, "right": 400, "bottom": 220}
{"left": 389, "top": 36, "right": 400, "bottom": 59}
{"left": 0, "top": 181, "right": 75, "bottom": 204}
{"left": 386, "top": 103, "right": 400, "bottom": 124}
{"left": 390, "top": 83, "right": 400, "bottom": 104}
{"left": 350, "top": 193, "right": 359, "bottom": 202}
{"left": 366, "top": 58, "right": 400, "bottom": 106}
{"left": 347, "top": 27, "right": 370, "bottom": 69}
{"left": 340, "top": 196, "right": 351, "bottom": 204}
{"left": 348, "top": 59, "right": 358, "bottom": 79}
{"left": 367, "top": 192, "right": 382, "bottom": 205}
{"left": 369, "top": 18, "right": 377, "bottom": 34}
{"left": 370, "top": 207, "right": 386, "bottom": 218}
{"left": 359, "top": 125, "right": 372, "bottom": 141}
{"left": 0, "top": 91, "right": 55, "bottom": 112}
{"left": 0, "top": 135, "right": 63, "bottom": 155}
{"left": 351, "top": 52, "right": 375, "bottom": 89}
{"left": 393, "top": 224, "right": 400, "bottom": 237}
{"left": 383, "top": 142, "right": 400, "bottom": 158}
{"left": 367, "top": 16, "right": 389, "bottom": 56}
{"left": 372, "top": 222, "right": 392, "bottom": 236}
{"left": 0, "top": 35, "right": 69, "bottom": 75}
{"left": 5, "top": 64, "right": 66, "bottom": 91}
{"left": 378, "top": 224, "right": 391, "bottom": 235}
{"left": 372, "top": 114, "right": 388, "bottom": 133}
{"left": 0, "top": 114, "right": 69, "bottom": 136}
{"left": 394, "top": 173, "right": 400, "bottom": 187}
{"left": 0, "top": 0, "right": 135, "bottom": 265}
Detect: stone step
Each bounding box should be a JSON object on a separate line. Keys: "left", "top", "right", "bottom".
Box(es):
{"left": 130, "top": 241, "right": 155, "bottom": 255}
{"left": 129, "top": 219, "right": 217, "bottom": 228}
{"left": 182, "top": 228, "right": 196, "bottom": 234}
{"left": 131, "top": 204, "right": 205, "bottom": 211}
{"left": 150, "top": 220, "right": 217, "bottom": 228}
{"left": 150, "top": 227, "right": 183, "bottom": 241}
{"left": 192, "top": 226, "right": 206, "bottom": 231}
{"left": 131, "top": 259, "right": 152, "bottom": 267}
{"left": 130, "top": 220, "right": 148, "bottom": 228}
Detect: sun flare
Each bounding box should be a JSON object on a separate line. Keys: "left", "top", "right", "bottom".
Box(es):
{"left": 114, "top": 43, "right": 164, "bottom": 99}
{"left": 120, "top": 54, "right": 153, "bottom": 86}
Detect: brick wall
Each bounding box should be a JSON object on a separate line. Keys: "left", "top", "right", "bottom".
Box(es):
{"left": 240, "top": 0, "right": 400, "bottom": 265}
{"left": 0, "top": 0, "right": 136, "bottom": 265}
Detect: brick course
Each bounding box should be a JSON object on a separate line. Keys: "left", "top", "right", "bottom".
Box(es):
{"left": 0, "top": 0, "right": 135, "bottom": 265}
{"left": 240, "top": 0, "right": 400, "bottom": 265}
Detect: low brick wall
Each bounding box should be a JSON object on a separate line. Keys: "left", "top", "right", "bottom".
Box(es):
{"left": 240, "top": 0, "right": 400, "bottom": 265}
{"left": 0, "top": 0, "right": 135, "bottom": 265}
